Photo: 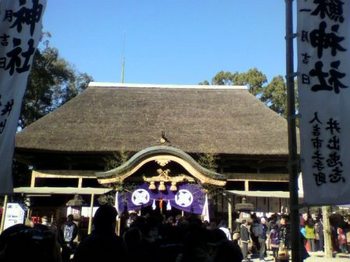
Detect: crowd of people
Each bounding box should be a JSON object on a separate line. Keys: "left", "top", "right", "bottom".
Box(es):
{"left": 1, "top": 205, "right": 350, "bottom": 262}
{"left": 0, "top": 205, "right": 241, "bottom": 262}
{"left": 300, "top": 212, "right": 350, "bottom": 255}
{"left": 238, "top": 213, "right": 294, "bottom": 261}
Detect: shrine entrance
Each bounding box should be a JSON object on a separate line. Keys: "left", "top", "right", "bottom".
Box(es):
{"left": 96, "top": 146, "right": 226, "bottom": 221}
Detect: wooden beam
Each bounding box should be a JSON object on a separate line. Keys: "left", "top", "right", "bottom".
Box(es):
{"left": 32, "top": 170, "right": 97, "bottom": 178}
{"left": 13, "top": 187, "right": 112, "bottom": 195}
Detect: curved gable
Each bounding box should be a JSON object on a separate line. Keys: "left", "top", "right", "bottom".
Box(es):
{"left": 96, "top": 146, "right": 226, "bottom": 186}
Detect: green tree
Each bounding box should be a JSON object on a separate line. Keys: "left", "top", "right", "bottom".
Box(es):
{"left": 202, "top": 69, "right": 294, "bottom": 117}
{"left": 211, "top": 71, "right": 236, "bottom": 86}
{"left": 209, "top": 68, "right": 267, "bottom": 96}
{"left": 260, "top": 75, "right": 287, "bottom": 117}
{"left": 14, "top": 36, "right": 92, "bottom": 186}
{"left": 197, "top": 152, "right": 218, "bottom": 172}
{"left": 260, "top": 76, "right": 298, "bottom": 119}
{"left": 19, "top": 38, "right": 93, "bottom": 129}
{"left": 103, "top": 148, "right": 130, "bottom": 171}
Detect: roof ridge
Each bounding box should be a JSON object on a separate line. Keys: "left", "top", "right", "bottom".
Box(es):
{"left": 88, "top": 82, "right": 248, "bottom": 90}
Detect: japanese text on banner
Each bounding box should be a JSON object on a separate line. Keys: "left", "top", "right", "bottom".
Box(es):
{"left": 297, "top": 0, "right": 350, "bottom": 205}
{"left": 0, "top": 0, "right": 46, "bottom": 194}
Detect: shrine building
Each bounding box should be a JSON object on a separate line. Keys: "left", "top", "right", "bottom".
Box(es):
{"left": 12, "top": 82, "right": 298, "bottom": 232}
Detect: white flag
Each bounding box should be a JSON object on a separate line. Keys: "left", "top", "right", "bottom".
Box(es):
{"left": 201, "top": 193, "right": 210, "bottom": 222}
{"left": 0, "top": 0, "right": 46, "bottom": 194}
{"left": 297, "top": 0, "right": 350, "bottom": 205}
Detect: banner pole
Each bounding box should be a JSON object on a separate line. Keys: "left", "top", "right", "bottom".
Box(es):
{"left": 285, "top": 0, "right": 301, "bottom": 261}
{"left": 0, "top": 195, "right": 8, "bottom": 233}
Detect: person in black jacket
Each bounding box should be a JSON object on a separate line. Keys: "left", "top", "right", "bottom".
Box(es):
{"left": 59, "top": 214, "right": 78, "bottom": 262}
{"left": 279, "top": 216, "right": 291, "bottom": 249}
{"left": 0, "top": 223, "right": 61, "bottom": 262}
{"left": 72, "top": 205, "right": 126, "bottom": 262}
{"left": 240, "top": 219, "right": 250, "bottom": 261}
{"left": 208, "top": 228, "right": 243, "bottom": 262}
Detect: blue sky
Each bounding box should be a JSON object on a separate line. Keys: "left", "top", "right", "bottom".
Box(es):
{"left": 43, "top": 0, "right": 289, "bottom": 85}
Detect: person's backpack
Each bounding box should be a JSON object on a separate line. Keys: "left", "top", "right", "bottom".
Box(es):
{"left": 270, "top": 229, "right": 280, "bottom": 246}
{"left": 252, "top": 223, "right": 263, "bottom": 238}
{"left": 63, "top": 223, "right": 76, "bottom": 242}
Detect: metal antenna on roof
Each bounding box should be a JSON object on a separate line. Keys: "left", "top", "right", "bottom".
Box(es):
{"left": 121, "top": 57, "right": 125, "bottom": 83}
{"left": 121, "top": 32, "right": 126, "bottom": 83}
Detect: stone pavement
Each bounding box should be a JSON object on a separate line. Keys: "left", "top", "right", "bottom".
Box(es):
{"left": 247, "top": 251, "right": 350, "bottom": 261}
{"left": 305, "top": 251, "right": 350, "bottom": 261}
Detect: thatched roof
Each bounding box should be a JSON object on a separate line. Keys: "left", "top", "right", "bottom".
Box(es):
{"left": 15, "top": 82, "right": 291, "bottom": 156}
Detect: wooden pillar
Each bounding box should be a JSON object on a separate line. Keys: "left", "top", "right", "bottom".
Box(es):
{"left": 227, "top": 195, "right": 232, "bottom": 231}
{"left": 322, "top": 206, "right": 333, "bottom": 258}
{"left": 30, "top": 173, "right": 36, "bottom": 187}
{"left": 26, "top": 207, "right": 32, "bottom": 220}
{"left": 116, "top": 216, "right": 121, "bottom": 236}
{"left": 244, "top": 180, "right": 249, "bottom": 191}
{"left": 87, "top": 193, "right": 94, "bottom": 234}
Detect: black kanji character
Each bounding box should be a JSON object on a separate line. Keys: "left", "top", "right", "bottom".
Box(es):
{"left": 302, "top": 74, "right": 310, "bottom": 84}
{"left": 1, "top": 99, "right": 14, "bottom": 116}
{"left": 310, "top": 22, "right": 346, "bottom": 59}
{"left": 326, "top": 118, "right": 340, "bottom": 135}
{"left": 0, "top": 57, "right": 6, "bottom": 69}
{"left": 310, "top": 22, "right": 327, "bottom": 58}
{"left": 309, "top": 61, "right": 332, "bottom": 92}
{"left": 327, "top": 135, "right": 340, "bottom": 150}
{"left": 328, "top": 24, "right": 346, "bottom": 56}
{"left": 326, "top": 151, "right": 342, "bottom": 167}
{"left": 328, "top": 61, "right": 347, "bottom": 94}
{"left": 3, "top": 10, "right": 13, "bottom": 22}
{"left": 17, "top": 39, "right": 35, "bottom": 73}
{"left": 311, "top": 0, "right": 344, "bottom": 23}
{"left": 0, "top": 34, "right": 10, "bottom": 46}
{"left": 311, "top": 136, "right": 323, "bottom": 149}
{"left": 10, "top": 0, "right": 43, "bottom": 36}
{"left": 5, "top": 38, "right": 22, "bottom": 76}
{"left": 312, "top": 151, "right": 325, "bottom": 171}
{"left": 301, "top": 53, "right": 311, "bottom": 64}
{"left": 309, "top": 112, "right": 322, "bottom": 124}
{"left": 0, "top": 119, "right": 7, "bottom": 134}
{"left": 312, "top": 125, "right": 322, "bottom": 137}
{"left": 299, "top": 8, "right": 312, "bottom": 13}
{"left": 329, "top": 166, "right": 345, "bottom": 183}
{"left": 313, "top": 172, "right": 327, "bottom": 186}
{"left": 301, "top": 31, "right": 309, "bottom": 42}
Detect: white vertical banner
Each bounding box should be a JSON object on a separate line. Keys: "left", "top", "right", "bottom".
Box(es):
{"left": 297, "top": 1, "right": 350, "bottom": 205}
{"left": 0, "top": 0, "right": 46, "bottom": 194}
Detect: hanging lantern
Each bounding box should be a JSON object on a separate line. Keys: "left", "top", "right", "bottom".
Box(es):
{"left": 149, "top": 181, "right": 156, "bottom": 190}
{"left": 170, "top": 182, "right": 177, "bottom": 191}
{"left": 158, "top": 181, "right": 166, "bottom": 191}
{"left": 166, "top": 200, "right": 172, "bottom": 210}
